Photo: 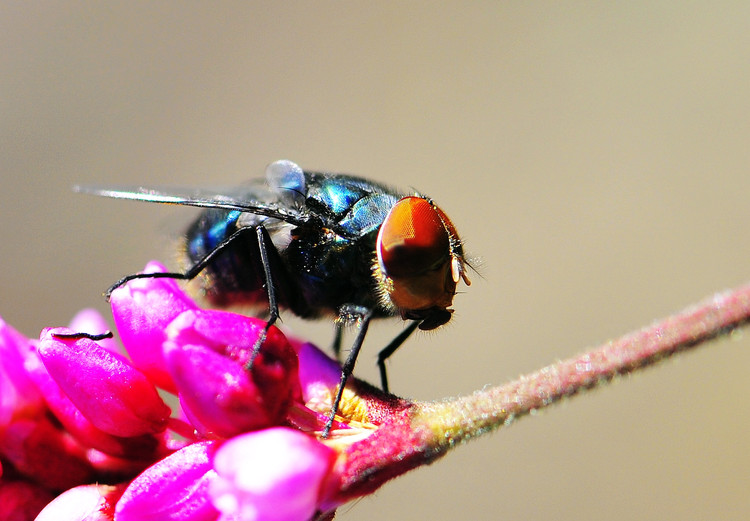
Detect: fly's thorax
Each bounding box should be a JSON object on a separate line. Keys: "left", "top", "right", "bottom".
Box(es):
{"left": 374, "top": 196, "right": 470, "bottom": 327}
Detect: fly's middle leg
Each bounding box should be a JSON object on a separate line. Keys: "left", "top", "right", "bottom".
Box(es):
{"left": 246, "top": 225, "right": 281, "bottom": 368}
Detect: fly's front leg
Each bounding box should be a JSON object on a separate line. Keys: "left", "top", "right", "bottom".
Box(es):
{"left": 376, "top": 320, "right": 420, "bottom": 394}
{"left": 323, "top": 305, "right": 374, "bottom": 438}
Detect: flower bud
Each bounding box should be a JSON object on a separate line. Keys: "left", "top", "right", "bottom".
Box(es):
{"left": 210, "top": 428, "right": 336, "bottom": 521}
{"left": 38, "top": 328, "right": 170, "bottom": 438}
{"left": 115, "top": 441, "right": 219, "bottom": 521}
{"left": 164, "top": 310, "right": 300, "bottom": 438}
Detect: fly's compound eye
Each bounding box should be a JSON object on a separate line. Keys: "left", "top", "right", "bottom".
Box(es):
{"left": 377, "top": 197, "right": 450, "bottom": 279}
{"left": 376, "top": 196, "right": 462, "bottom": 314}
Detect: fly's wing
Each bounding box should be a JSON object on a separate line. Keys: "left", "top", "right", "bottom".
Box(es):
{"left": 74, "top": 181, "right": 313, "bottom": 227}
{"left": 75, "top": 160, "right": 403, "bottom": 234}
{"left": 75, "top": 160, "right": 316, "bottom": 227}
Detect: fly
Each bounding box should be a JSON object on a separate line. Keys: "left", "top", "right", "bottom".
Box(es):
{"left": 76, "top": 160, "right": 471, "bottom": 436}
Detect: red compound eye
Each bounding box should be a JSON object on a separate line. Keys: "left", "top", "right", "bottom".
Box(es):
{"left": 377, "top": 197, "right": 450, "bottom": 279}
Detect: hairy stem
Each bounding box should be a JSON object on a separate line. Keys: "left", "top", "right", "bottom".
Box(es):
{"left": 417, "top": 283, "right": 750, "bottom": 446}
{"left": 335, "top": 282, "right": 750, "bottom": 500}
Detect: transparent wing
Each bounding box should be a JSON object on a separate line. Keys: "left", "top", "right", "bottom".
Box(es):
{"left": 74, "top": 182, "right": 312, "bottom": 226}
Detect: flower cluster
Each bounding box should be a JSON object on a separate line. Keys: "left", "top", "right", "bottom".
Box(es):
{"left": 0, "top": 262, "right": 413, "bottom": 521}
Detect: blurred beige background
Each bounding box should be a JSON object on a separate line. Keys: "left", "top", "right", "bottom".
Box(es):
{"left": 3, "top": 3, "right": 750, "bottom": 520}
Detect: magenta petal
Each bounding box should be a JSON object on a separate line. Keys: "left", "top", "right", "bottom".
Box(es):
{"left": 210, "top": 428, "right": 335, "bottom": 521}
{"left": 178, "top": 310, "right": 265, "bottom": 359}
{"left": 110, "top": 261, "right": 198, "bottom": 392}
{"left": 164, "top": 341, "right": 275, "bottom": 438}
{"left": 38, "top": 328, "right": 170, "bottom": 437}
{"left": 166, "top": 309, "right": 268, "bottom": 366}
{"left": 295, "top": 342, "right": 342, "bottom": 407}
{"left": 116, "top": 441, "right": 219, "bottom": 521}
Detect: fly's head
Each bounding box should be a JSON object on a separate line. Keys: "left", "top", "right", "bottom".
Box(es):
{"left": 374, "top": 196, "right": 471, "bottom": 331}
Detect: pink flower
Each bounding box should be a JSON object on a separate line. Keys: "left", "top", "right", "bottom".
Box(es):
{"left": 209, "top": 428, "right": 335, "bottom": 521}
{"left": 164, "top": 309, "right": 299, "bottom": 438}
{"left": 294, "top": 341, "right": 342, "bottom": 410}
{"left": 2, "top": 262, "right": 350, "bottom": 520}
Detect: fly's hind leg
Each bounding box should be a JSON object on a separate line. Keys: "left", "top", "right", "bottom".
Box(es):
{"left": 104, "top": 226, "right": 260, "bottom": 300}
{"left": 104, "top": 224, "right": 283, "bottom": 370}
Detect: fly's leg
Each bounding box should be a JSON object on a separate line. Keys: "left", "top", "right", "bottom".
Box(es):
{"left": 103, "top": 224, "right": 281, "bottom": 369}
{"left": 104, "top": 226, "right": 260, "bottom": 300}
{"left": 331, "top": 322, "right": 344, "bottom": 362}
{"left": 245, "top": 225, "right": 280, "bottom": 368}
{"left": 52, "top": 331, "right": 114, "bottom": 341}
{"left": 322, "top": 307, "right": 374, "bottom": 438}
{"left": 376, "top": 320, "right": 420, "bottom": 393}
